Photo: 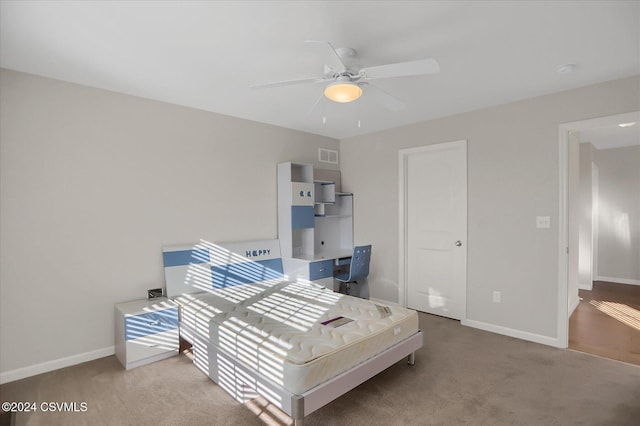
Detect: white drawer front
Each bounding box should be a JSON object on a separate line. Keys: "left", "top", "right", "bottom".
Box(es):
{"left": 125, "top": 328, "right": 178, "bottom": 363}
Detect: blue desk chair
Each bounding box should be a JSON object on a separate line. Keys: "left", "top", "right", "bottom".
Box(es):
{"left": 336, "top": 245, "right": 371, "bottom": 298}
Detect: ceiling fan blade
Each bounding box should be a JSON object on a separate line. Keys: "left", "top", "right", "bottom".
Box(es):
{"left": 250, "top": 77, "right": 320, "bottom": 90}
{"left": 360, "top": 82, "right": 405, "bottom": 111}
{"left": 304, "top": 40, "right": 347, "bottom": 73}
{"left": 308, "top": 91, "right": 328, "bottom": 116}
{"left": 360, "top": 58, "right": 440, "bottom": 80}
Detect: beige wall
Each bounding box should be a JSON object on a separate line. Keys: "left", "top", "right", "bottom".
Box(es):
{"left": 340, "top": 75, "right": 640, "bottom": 342}
{"left": 0, "top": 69, "right": 339, "bottom": 379}
{"left": 594, "top": 145, "right": 640, "bottom": 282}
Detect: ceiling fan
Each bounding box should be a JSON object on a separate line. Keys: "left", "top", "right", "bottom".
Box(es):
{"left": 251, "top": 41, "right": 440, "bottom": 111}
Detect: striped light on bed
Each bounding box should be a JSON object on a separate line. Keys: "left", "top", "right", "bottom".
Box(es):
{"left": 162, "top": 239, "right": 284, "bottom": 298}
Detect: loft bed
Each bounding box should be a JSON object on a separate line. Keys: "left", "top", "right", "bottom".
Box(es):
{"left": 163, "top": 239, "right": 423, "bottom": 426}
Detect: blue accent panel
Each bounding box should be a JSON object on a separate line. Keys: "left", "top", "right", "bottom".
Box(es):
{"left": 309, "top": 259, "right": 334, "bottom": 280}
{"left": 163, "top": 249, "right": 210, "bottom": 267}
{"left": 125, "top": 308, "right": 179, "bottom": 340}
{"left": 211, "top": 259, "right": 284, "bottom": 289}
{"left": 336, "top": 257, "right": 352, "bottom": 266}
{"left": 291, "top": 205, "right": 314, "bottom": 229}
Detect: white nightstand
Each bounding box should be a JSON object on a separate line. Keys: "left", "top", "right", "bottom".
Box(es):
{"left": 114, "top": 297, "right": 179, "bottom": 369}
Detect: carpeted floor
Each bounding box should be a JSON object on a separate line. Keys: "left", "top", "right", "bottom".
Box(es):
{"left": 1, "top": 313, "right": 639, "bottom": 425}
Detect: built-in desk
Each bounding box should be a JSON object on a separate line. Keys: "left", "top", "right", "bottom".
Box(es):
{"left": 282, "top": 250, "right": 353, "bottom": 290}
{"left": 291, "top": 249, "right": 354, "bottom": 262}
{"left": 278, "top": 162, "right": 354, "bottom": 291}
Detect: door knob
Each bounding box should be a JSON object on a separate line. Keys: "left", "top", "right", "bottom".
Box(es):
{"left": 455, "top": 240, "right": 462, "bottom": 247}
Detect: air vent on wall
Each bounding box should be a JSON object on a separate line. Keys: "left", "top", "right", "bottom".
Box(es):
{"left": 319, "top": 148, "right": 339, "bottom": 164}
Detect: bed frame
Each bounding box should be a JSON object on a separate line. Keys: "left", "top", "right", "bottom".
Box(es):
{"left": 163, "top": 239, "right": 423, "bottom": 426}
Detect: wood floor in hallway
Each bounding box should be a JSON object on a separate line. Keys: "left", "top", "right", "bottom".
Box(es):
{"left": 569, "top": 281, "right": 640, "bottom": 365}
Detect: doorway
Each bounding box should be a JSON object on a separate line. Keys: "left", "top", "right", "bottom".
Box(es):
{"left": 399, "top": 140, "right": 467, "bottom": 320}
{"left": 559, "top": 111, "right": 640, "bottom": 361}
{"left": 569, "top": 281, "right": 640, "bottom": 364}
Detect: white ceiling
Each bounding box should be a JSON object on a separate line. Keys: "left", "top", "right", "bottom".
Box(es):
{"left": 579, "top": 122, "right": 640, "bottom": 150}
{"left": 1, "top": 1, "right": 639, "bottom": 140}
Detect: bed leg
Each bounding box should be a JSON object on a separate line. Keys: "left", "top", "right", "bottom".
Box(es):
{"left": 408, "top": 352, "right": 415, "bottom": 366}
{"left": 291, "top": 395, "right": 304, "bottom": 426}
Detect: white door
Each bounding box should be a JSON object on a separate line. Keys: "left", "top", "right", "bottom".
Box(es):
{"left": 402, "top": 140, "right": 467, "bottom": 320}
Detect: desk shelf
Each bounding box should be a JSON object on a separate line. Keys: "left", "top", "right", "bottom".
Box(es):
{"left": 278, "top": 162, "right": 354, "bottom": 288}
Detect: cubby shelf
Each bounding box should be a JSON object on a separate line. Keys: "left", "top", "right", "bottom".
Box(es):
{"left": 277, "top": 162, "right": 354, "bottom": 289}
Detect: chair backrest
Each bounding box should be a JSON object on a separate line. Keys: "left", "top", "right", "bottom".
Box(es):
{"left": 347, "top": 245, "right": 372, "bottom": 281}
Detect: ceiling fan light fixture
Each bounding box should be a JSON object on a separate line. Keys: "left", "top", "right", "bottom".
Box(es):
{"left": 556, "top": 63, "right": 577, "bottom": 74}
{"left": 324, "top": 81, "right": 362, "bottom": 103}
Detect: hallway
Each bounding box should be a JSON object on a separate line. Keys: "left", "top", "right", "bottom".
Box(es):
{"left": 569, "top": 281, "right": 640, "bottom": 365}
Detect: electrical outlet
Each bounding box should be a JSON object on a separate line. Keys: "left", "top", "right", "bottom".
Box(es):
{"left": 493, "top": 291, "right": 501, "bottom": 303}
{"left": 536, "top": 216, "right": 551, "bottom": 228}
{"left": 147, "top": 288, "right": 164, "bottom": 300}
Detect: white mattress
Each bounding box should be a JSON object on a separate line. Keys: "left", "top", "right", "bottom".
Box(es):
{"left": 181, "top": 280, "right": 419, "bottom": 394}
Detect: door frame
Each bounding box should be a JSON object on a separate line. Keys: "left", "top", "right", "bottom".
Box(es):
{"left": 557, "top": 110, "right": 639, "bottom": 348}
{"left": 590, "top": 161, "right": 599, "bottom": 290}
{"left": 398, "top": 140, "right": 468, "bottom": 312}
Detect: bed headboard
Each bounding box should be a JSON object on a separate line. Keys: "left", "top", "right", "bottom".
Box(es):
{"left": 162, "top": 239, "right": 284, "bottom": 298}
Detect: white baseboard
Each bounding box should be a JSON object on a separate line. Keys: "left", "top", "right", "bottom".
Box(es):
{"left": 568, "top": 296, "right": 580, "bottom": 317}
{"left": 595, "top": 276, "right": 640, "bottom": 286}
{"left": 461, "top": 319, "right": 561, "bottom": 348}
{"left": 578, "top": 279, "right": 593, "bottom": 290}
{"left": 0, "top": 346, "right": 115, "bottom": 384}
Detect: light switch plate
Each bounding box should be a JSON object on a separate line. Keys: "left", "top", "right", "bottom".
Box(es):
{"left": 536, "top": 216, "right": 551, "bottom": 228}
